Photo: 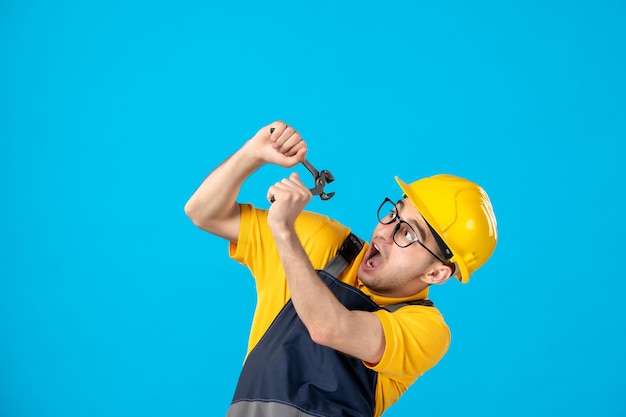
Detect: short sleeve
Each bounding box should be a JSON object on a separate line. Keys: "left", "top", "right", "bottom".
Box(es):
{"left": 370, "top": 306, "right": 451, "bottom": 386}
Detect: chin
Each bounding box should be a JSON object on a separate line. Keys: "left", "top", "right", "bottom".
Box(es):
{"left": 357, "top": 268, "right": 378, "bottom": 288}
{"left": 356, "top": 264, "right": 373, "bottom": 281}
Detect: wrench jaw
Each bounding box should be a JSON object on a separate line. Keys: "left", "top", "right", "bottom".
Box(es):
{"left": 310, "top": 169, "right": 335, "bottom": 200}
{"left": 319, "top": 191, "right": 335, "bottom": 200}
{"left": 321, "top": 169, "right": 335, "bottom": 184}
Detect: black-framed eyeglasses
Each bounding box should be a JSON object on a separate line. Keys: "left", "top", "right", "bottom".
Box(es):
{"left": 376, "top": 198, "right": 449, "bottom": 265}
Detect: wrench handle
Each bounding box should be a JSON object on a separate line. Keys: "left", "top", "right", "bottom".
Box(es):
{"left": 301, "top": 159, "right": 320, "bottom": 178}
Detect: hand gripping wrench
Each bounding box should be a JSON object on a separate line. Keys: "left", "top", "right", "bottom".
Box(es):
{"left": 270, "top": 128, "right": 335, "bottom": 201}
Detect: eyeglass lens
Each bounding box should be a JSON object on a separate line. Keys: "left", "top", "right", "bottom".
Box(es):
{"left": 377, "top": 199, "right": 418, "bottom": 248}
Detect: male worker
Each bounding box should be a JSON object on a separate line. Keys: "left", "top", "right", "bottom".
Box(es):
{"left": 185, "top": 121, "right": 497, "bottom": 417}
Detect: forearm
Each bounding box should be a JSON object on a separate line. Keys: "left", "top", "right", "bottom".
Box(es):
{"left": 184, "top": 140, "right": 262, "bottom": 239}
{"left": 271, "top": 225, "right": 350, "bottom": 344}
{"left": 266, "top": 169, "right": 385, "bottom": 363}
{"left": 274, "top": 227, "right": 385, "bottom": 363}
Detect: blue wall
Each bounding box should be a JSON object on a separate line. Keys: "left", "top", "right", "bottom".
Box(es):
{"left": 2, "top": 1, "right": 625, "bottom": 416}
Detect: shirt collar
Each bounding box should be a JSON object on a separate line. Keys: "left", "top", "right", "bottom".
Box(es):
{"left": 357, "top": 280, "right": 430, "bottom": 307}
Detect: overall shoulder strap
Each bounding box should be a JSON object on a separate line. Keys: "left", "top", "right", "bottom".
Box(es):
{"left": 383, "top": 299, "right": 434, "bottom": 312}
{"left": 323, "top": 233, "right": 364, "bottom": 277}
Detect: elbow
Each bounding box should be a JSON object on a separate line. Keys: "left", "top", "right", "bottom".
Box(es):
{"left": 304, "top": 309, "right": 348, "bottom": 348}
{"left": 184, "top": 200, "right": 239, "bottom": 239}
{"left": 309, "top": 328, "right": 327, "bottom": 347}
{"left": 307, "top": 323, "right": 335, "bottom": 348}
{"left": 184, "top": 200, "right": 209, "bottom": 230}
{"left": 184, "top": 200, "right": 199, "bottom": 224}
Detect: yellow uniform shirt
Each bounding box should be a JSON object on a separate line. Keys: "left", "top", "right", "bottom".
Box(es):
{"left": 229, "top": 203, "right": 451, "bottom": 416}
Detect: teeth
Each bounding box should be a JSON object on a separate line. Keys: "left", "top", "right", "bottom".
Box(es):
{"left": 366, "top": 244, "right": 380, "bottom": 268}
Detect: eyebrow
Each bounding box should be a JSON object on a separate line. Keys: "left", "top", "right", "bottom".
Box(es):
{"left": 395, "top": 199, "right": 428, "bottom": 241}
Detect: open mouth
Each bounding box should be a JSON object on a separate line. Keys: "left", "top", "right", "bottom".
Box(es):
{"left": 364, "top": 243, "right": 383, "bottom": 269}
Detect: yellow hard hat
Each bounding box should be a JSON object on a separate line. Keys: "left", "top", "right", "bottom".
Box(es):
{"left": 395, "top": 174, "right": 497, "bottom": 283}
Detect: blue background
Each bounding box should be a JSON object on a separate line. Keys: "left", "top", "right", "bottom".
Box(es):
{"left": 2, "top": 1, "right": 625, "bottom": 416}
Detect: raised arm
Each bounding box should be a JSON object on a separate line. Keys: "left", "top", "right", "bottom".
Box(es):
{"left": 184, "top": 121, "right": 307, "bottom": 242}
{"left": 266, "top": 173, "right": 386, "bottom": 364}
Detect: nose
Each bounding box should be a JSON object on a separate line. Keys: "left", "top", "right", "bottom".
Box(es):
{"left": 374, "top": 221, "right": 397, "bottom": 245}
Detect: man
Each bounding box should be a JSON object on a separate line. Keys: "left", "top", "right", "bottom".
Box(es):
{"left": 185, "top": 121, "right": 498, "bottom": 417}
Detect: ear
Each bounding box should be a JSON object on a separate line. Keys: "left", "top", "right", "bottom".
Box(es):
{"left": 423, "top": 264, "right": 454, "bottom": 285}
